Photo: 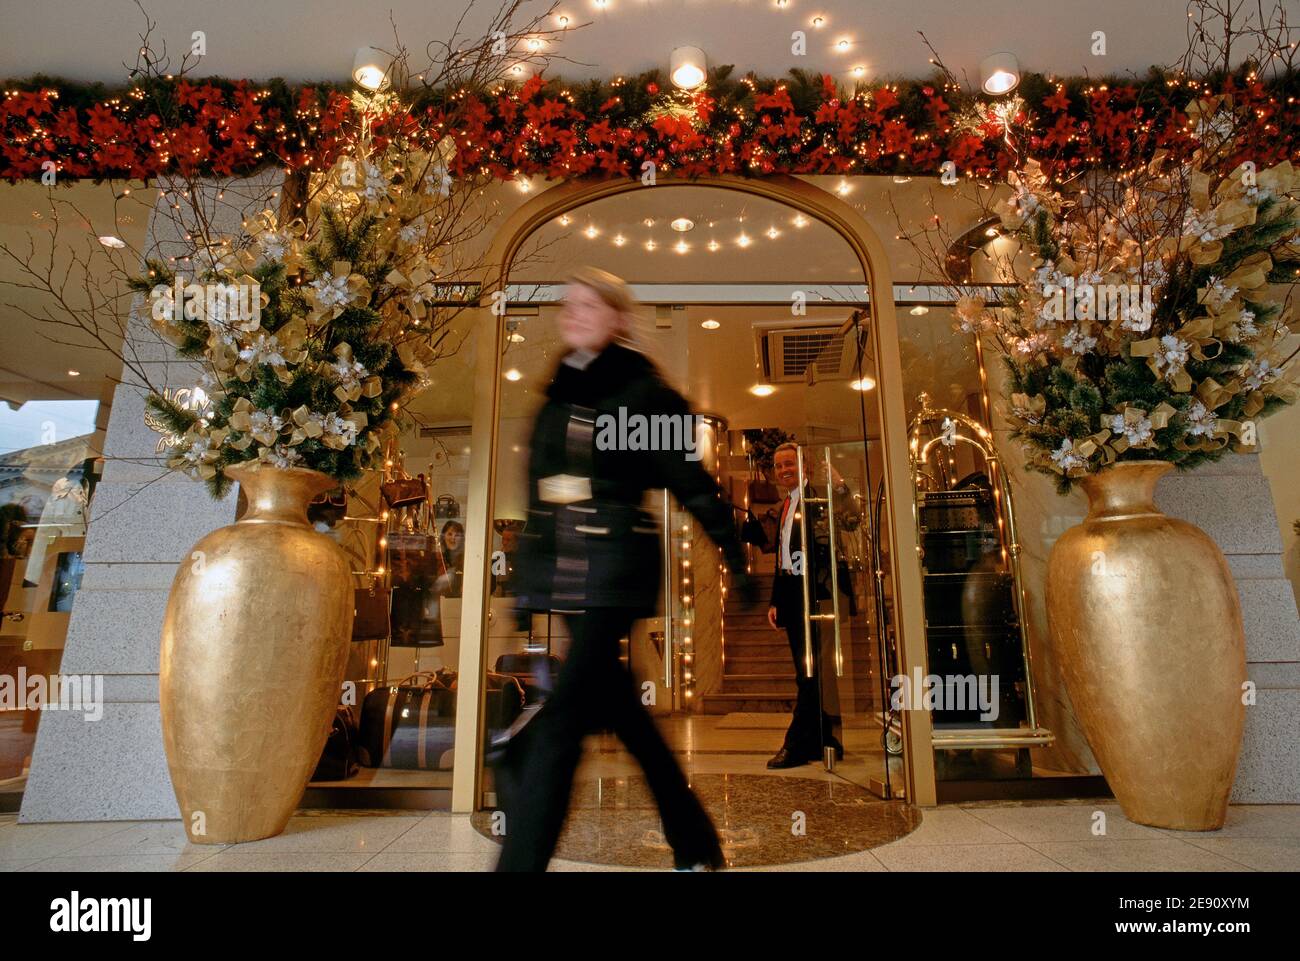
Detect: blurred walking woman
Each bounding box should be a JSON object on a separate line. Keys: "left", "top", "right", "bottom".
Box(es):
{"left": 498, "top": 267, "right": 754, "bottom": 872}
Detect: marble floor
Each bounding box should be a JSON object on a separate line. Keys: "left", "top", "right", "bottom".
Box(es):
{"left": 1, "top": 714, "right": 1297, "bottom": 871}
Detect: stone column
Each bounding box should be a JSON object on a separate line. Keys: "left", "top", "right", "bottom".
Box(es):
{"left": 1156, "top": 453, "right": 1300, "bottom": 803}
{"left": 20, "top": 173, "right": 283, "bottom": 822}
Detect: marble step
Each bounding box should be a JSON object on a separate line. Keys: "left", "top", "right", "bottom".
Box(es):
{"left": 698, "top": 691, "right": 881, "bottom": 714}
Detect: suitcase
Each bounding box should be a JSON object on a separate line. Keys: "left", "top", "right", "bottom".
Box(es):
{"left": 311, "top": 705, "right": 361, "bottom": 781}
{"left": 358, "top": 670, "right": 525, "bottom": 770}
{"left": 493, "top": 652, "right": 562, "bottom": 704}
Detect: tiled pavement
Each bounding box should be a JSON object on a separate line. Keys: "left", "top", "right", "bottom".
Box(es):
{"left": 1, "top": 801, "right": 1296, "bottom": 872}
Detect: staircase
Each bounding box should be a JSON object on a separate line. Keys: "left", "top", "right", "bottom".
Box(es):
{"left": 699, "top": 571, "right": 886, "bottom": 716}
{"left": 701, "top": 573, "right": 798, "bottom": 714}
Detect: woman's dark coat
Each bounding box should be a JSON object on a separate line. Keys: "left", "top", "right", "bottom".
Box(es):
{"left": 512, "top": 343, "right": 748, "bottom": 616}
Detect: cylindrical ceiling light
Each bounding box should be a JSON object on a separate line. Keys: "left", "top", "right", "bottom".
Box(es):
{"left": 670, "top": 46, "right": 707, "bottom": 90}
{"left": 980, "top": 52, "right": 1020, "bottom": 95}
{"left": 353, "top": 47, "right": 391, "bottom": 91}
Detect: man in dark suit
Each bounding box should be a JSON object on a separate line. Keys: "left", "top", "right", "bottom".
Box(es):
{"left": 766, "top": 442, "right": 852, "bottom": 768}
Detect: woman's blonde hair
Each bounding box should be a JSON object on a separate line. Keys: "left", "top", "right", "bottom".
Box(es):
{"left": 564, "top": 265, "right": 642, "bottom": 351}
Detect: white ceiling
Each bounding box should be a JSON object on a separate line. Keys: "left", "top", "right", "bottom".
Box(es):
{"left": 1, "top": 0, "right": 1203, "bottom": 86}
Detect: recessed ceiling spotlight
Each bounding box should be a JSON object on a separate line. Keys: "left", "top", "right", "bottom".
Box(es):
{"left": 584, "top": 225, "right": 600, "bottom": 239}
{"left": 837, "top": 38, "right": 851, "bottom": 52}
{"left": 67, "top": 369, "right": 81, "bottom": 377}
{"left": 674, "top": 239, "right": 690, "bottom": 254}
{"left": 792, "top": 213, "right": 809, "bottom": 228}
{"left": 557, "top": 14, "right": 570, "bottom": 27}
{"left": 980, "top": 52, "right": 1020, "bottom": 95}
{"left": 836, "top": 180, "right": 851, "bottom": 196}
{"left": 645, "top": 239, "right": 657, "bottom": 251}
{"left": 701, "top": 319, "right": 720, "bottom": 330}
{"left": 910, "top": 305, "right": 930, "bottom": 315}
{"left": 507, "top": 331, "right": 526, "bottom": 343}
{"left": 643, "top": 218, "right": 656, "bottom": 228}
{"left": 558, "top": 214, "right": 571, "bottom": 226}
{"left": 852, "top": 66, "right": 865, "bottom": 78}
{"left": 504, "top": 368, "right": 523, "bottom": 381}
{"left": 670, "top": 217, "right": 694, "bottom": 232}
{"left": 892, "top": 175, "right": 913, "bottom": 184}
{"left": 527, "top": 37, "right": 543, "bottom": 51}
{"left": 97, "top": 235, "right": 126, "bottom": 248}
{"left": 812, "top": 16, "right": 826, "bottom": 28}
{"left": 670, "top": 46, "right": 707, "bottom": 90}
{"left": 849, "top": 376, "right": 876, "bottom": 391}
{"left": 613, "top": 233, "right": 627, "bottom": 246}
{"left": 707, "top": 239, "right": 720, "bottom": 252}
{"left": 766, "top": 227, "right": 780, "bottom": 239}
{"left": 736, "top": 232, "right": 752, "bottom": 248}
{"left": 749, "top": 383, "right": 776, "bottom": 397}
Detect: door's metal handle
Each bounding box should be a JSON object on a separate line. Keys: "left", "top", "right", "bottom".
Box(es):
{"left": 796, "top": 447, "right": 815, "bottom": 678}
{"left": 824, "top": 448, "right": 844, "bottom": 678}
{"left": 662, "top": 488, "right": 673, "bottom": 692}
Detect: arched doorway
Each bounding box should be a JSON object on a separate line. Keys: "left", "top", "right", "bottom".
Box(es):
{"left": 448, "top": 174, "right": 934, "bottom": 812}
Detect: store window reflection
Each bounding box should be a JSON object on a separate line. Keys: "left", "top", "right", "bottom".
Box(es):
{"left": 1, "top": 397, "right": 101, "bottom": 793}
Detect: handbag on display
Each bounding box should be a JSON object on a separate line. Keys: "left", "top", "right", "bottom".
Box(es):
{"left": 308, "top": 486, "right": 348, "bottom": 528}
{"left": 352, "top": 585, "right": 390, "bottom": 641}
{"left": 311, "top": 705, "right": 361, "bottom": 781}
{"left": 382, "top": 473, "right": 428, "bottom": 510}
{"left": 433, "top": 494, "right": 461, "bottom": 518}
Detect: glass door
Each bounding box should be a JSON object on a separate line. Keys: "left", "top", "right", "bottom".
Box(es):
{"left": 786, "top": 309, "right": 900, "bottom": 798}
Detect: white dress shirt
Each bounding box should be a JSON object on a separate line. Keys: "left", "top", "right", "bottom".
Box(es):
{"left": 779, "top": 487, "right": 800, "bottom": 574}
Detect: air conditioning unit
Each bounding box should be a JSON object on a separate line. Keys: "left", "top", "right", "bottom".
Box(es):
{"left": 753, "top": 321, "right": 856, "bottom": 384}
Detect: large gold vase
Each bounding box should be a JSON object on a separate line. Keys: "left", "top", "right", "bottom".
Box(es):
{"left": 160, "top": 463, "right": 354, "bottom": 844}
{"left": 1046, "top": 461, "right": 1246, "bottom": 830}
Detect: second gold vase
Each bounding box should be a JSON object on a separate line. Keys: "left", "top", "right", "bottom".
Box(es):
{"left": 1046, "top": 461, "right": 1246, "bottom": 831}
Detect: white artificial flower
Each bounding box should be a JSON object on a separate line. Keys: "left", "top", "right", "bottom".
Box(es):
{"left": 322, "top": 412, "right": 359, "bottom": 447}
{"left": 1184, "top": 400, "right": 1219, "bottom": 438}
{"left": 182, "top": 436, "right": 211, "bottom": 465}
{"left": 1062, "top": 326, "right": 1098, "bottom": 354}
{"left": 363, "top": 162, "right": 388, "bottom": 201}
{"left": 265, "top": 444, "right": 302, "bottom": 469}
{"left": 1050, "top": 438, "right": 1088, "bottom": 472}
{"left": 1109, "top": 412, "right": 1154, "bottom": 446}
{"left": 330, "top": 356, "right": 369, "bottom": 391}
{"left": 1013, "top": 332, "right": 1052, "bottom": 356}
{"left": 1242, "top": 358, "right": 1281, "bottom": 391}
{"left": 248, "top": 410, "right": 285, "bottom": 435}
{"left": 259, "top": 231, "right": 288, "bottom": 262}
{"left": 1153, "top": 335, "right": 1191, "bottom": 381}
{"left": 237, "top": 332, "right": 286, "bottom": 368}
{"left": 310, "top": 271, "right": 354, "bottom": 309}
{"left": 1182, "top": 210, "right": 1233, "bottom": 244}
{"left": 425, "top": 166, "right": 453, "bottom": 197}
{"left": 1226, "top": 309, "right": 1259, "bottom": 343}
{"left": 1201, "top": 276, "right": 1239, "bottom": 311}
